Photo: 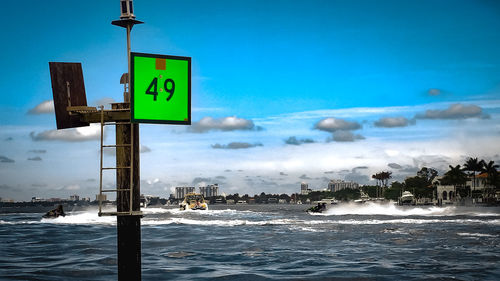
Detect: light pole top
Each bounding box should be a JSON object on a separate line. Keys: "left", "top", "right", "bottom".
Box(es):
{"left": 112, "top": 0, "right": 143, "bottom": 29}
{"left": 120, "top": 0, "right": 136, "bottom": 20}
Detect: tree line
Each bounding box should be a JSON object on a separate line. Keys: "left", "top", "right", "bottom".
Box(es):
{"left": 209, "top": 157, "right": 499, "bottom": 203}
{"left": 368, "top": 157, "right": 499, "bottom": 200}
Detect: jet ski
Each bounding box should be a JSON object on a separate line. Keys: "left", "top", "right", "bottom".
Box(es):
{"left": 42, "top": 204, "right": 66, "bottom": 218}
{"left": 307, "top": 203, "right": 327, "bottom": 214}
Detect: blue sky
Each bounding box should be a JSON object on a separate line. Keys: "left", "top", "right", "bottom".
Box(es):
{"left": 1, "top": 0, "right": 499, "bottom": 201}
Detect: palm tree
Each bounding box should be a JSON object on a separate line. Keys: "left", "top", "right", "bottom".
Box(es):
{"left": 380, "top": 171, "right": 393, "bottom": 187}
{"left": 483, "top": 160, "right": 499, "bottom": 197}
{"left": 483, "top": 161, "right": 499, "bottom": 181}
{"left": 380, "top": 171, "right": 392, "bottom": 198}
{"left": 372, "top": 171, "right": 392, "bottom": 198}
{"left": 442, "top": 165, "right": 467, "bottom": 199}
{"left": 371, "top": 173, "right": 380, "bottom": 186}
{"left": 463, "top": 157, "right": 485, "bottom": 196}
{"left": 372, "top": 173, "right": 381, "bottom": 197}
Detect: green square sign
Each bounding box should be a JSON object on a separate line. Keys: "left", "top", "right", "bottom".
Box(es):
{"left": 131, "top": 52, "right": 191, "bottom": 124}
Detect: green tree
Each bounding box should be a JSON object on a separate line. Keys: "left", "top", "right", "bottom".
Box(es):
{"left": 384, "top": 181, "right": 404, "bottom": 201}
{"left": 371, "top": 173, "right": 380, "bottom": 198}
{"left": 463, "top": 157, "right": 485, "bottom": 196}
{"left": 483, "top": 161, "right": 499, "bottom": 184}
{"left": 482, "top": 160, "right": 499, "bottom": 197}
{"left": 417, "top": 167, "right": 438, "bottom": 185}
{"left": 372, "top": 171, "right": 392, "bottom": 197}
{"left": 333, "top": 189, "right": 360, "bottom": 201}
{"left": 405, "top": 176, "right": 432, "bottom": 198}
{"left": 441, "top": 165, "right": 468, "bottom": 198}
{"left": 380, "top": 171, "right": 393, "bottom": 187}
{"left": 362, "top": 185, "right": 378, "bottom": 198}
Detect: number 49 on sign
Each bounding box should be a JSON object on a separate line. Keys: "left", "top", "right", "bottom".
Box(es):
{"left": 131, "top": 52, "right": 191, "bottom": 125}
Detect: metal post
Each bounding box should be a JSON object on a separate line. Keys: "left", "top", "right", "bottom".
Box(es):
{"left": 99, "top": 106, "right": 104, "bottom": 215}
{"left": 125, "top": 24, "right": 131, "bottom": 102}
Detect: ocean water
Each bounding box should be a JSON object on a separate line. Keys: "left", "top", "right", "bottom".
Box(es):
{"left": 1, "top": 203, "right": 499, "bottom": 280}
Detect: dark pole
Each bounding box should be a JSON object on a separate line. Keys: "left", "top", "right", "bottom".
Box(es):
{"left": 111, "top": 2, "right": 144, "bottom": 278}
{"left": 114, "top": 103, "right": 141, "bottom": 281}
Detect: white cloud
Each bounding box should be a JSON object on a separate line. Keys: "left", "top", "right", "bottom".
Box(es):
{"left": 374, "top": 117, "right": 413, "bottom": 128}
{"left": 0, "top": 155, "right": 15, "bottom": 163}
{"left": 91, "top": 97, "right": 116, "bottom": 109}
{"left": 6, "top": 98, "right": 500, "bottom": 200}
{"left": 30, "top": 124, "right": 102, "bottom": 142}
{"left": 27, "top": 156, "right": 42, "bottom": 161}
{"left": 329, "top": 131, "right": 365, "bottom": 142}
{"left": 388, "top": 163, "right": 402, "bottom": 169}
{"left": 64, "top": 184, "right": 80, "bottom": 191}
{"left": 146, "top": 178, "right": 160, "bottom": 185}
{"left": 29, "top": 150, "right": 46, "bottom": 153}
{"left": 416, "top": 103, "right": 484, "bottom": 119}
{"left": 314, "top": 117, "right": 361, "bottom": 132}
{"left": 211, "top": 142, "right": 263, "bottom": 149}
{"left": 284, "top": 136, "right": 315, "bottom": 145}
{"left": 428, "top": 89, "right": 441, "bottom": 96}
{"left": 28, "top": 100, "right": 54, "bottom": 114}
{"left": 140, "top": 145, "right": 152, "bottom": 153}
{"left": 189, "top": 116, "right": 256, "bottom": 133}
{"left": 385, "top": 150, "right": 400, "bottom": 157}
{"left": 257, "top": 99, "right": 500, "bottom": 125}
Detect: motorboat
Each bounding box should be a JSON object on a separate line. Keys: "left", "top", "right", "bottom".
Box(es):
{"left": 180, "top": 193, "right": 208, "bottom": 210}
{"left": 315, "top": 198, "right": 339, "bottom": 205}
{"left": 399, "top": 191, "right": 415, "bottom": 205}
{"left": 140, "top": 195, "right": 160, "bottom": 208}
{"left": 354, "top": 191, "right": 370, "bottom": 203}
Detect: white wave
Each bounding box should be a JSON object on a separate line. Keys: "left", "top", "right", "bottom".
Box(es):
{"left": 141, "top": 217, "right": 500, "bottom": 227}
{"left": 142, "top": 218, "right": 295, "bottom": 226}
{"left": 40, "top": 211, "right": 115, "bottom": 225}
{"left": 290, "top": 226, "right": 325, "bottom": 232}
{"left": 0, "top": 219, "right": 39, "bottom": 225}
{"left": 457, "top": 232, "right": 498, "bottom": 238}
{"left": 304, "top": 218, "right": 500, "bottom": 225}
{"left": 141, "top": 207, "right": 173, "bottom": 214}
{"left": 320, "top": 202, "right": 500, "bottom": 217}
{"left": 141, "top": 207, "right": 257, "bottom": 216}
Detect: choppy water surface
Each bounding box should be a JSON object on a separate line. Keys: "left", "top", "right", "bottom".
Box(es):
{"left": 1, "top": 203, "right": 499, "bottom": 280}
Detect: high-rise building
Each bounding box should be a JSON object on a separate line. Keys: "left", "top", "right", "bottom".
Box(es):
{"left": 328, "top": 179, "right": 359, "bottom": 192}
{"left": 175, "top": 186, "right": 195, "bottom": 199}
{"left": 300, "top": 182, "right": 310, "bottom": 195}
{"left": 199, "top": 184, "right": 219, "bottom": 198}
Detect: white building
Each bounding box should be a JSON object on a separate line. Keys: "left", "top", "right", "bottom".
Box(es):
{"left": 434, "top": 173, "right": 495, "bottom": 204}
{"left": 199, "top": 184, "right": 219, "bottom": 198}
{"left": 436, "top": 184, "right": 456, "bottom": 204}
{"left": 328, "top": 179, "right": 359, "bottom": 192}
{"left": 175, "top": 186, "right": 195, "bottom": 199}
{"left": 467, "top": 173, "right": 494, "bottom": 191}
{"left": 300, "top": 182, "right": 311, "bottom": 195}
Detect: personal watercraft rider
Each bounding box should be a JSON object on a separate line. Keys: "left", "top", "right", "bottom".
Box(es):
{"left": 42, "top": 204, "right": 66, "bottom": 218}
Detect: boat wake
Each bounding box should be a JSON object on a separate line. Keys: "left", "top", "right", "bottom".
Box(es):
{"left": 141, "top": 217, "right": 500, "bottom": 227}
{"left": 2, "top": 203, "right": 498, "bottom": 228}
{"left": 315, "top": 202, "right": 500, "bottom": 217}
{"left": 41, "top": 211, "right": 115, "bottom": 225}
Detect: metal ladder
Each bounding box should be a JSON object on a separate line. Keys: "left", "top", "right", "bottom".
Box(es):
{"left": 98, "top": 105, "right": 140, "bottom": 216}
